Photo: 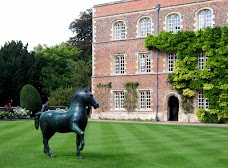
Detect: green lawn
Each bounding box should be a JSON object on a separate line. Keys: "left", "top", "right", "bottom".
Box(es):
{"left": 0, "top": 120, "right": 228, "bottom": 168}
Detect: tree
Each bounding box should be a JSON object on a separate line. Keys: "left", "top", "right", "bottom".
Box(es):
{"left": 0, "top": 41, "right": 42, "bottom": 106}
{"left": 71, "top": 60, "right": 92, "bottom": 89}
{"left": 34, "top": 43, "right": 83, "bottom": 96}
{"left": 67, "top": 9, "right": 92, "bottom": 62}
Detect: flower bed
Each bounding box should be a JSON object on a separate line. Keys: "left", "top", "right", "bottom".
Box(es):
{"left": 0, "top": 106, "right": 31, "bottom": 119}
{"left": 0, "top": 106, "right": 67, "bottom": 120}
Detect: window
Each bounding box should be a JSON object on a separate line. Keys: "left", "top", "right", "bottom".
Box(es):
{"left": 167, "top": 14, "right": 181, "bottom": 33}
{"left": 198, "top": 91, "right": 209, "bottom": 109}
{"left": 114, "top": 21, "right": 126, "bottom": 40}
{"left": 139, "top": 53, "right": 151, "bottom": 73}
{"left": 114, "top": 55, "right": 125, "bottom": 75}
{"left": 139, "top": 91, "right": 151, "bottom": 109}
{"left": 198, "top": 9, "right": 212, "bottom": 29}
{"left": 139, "top": 17, "right": 152, "bottom": 37}
{"left": 114, "top": 91, "right": 125, "bottom": 109}
{"left": 198, "top": 51, "right": 207, "bottom": 70}
{"left": 168, "top": 52, "right": 177, "bottom": 72}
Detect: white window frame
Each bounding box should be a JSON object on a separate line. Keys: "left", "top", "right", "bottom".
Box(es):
{"left": 114, "top": 21, "right": 126, "bottom": 40}
{"left": 138, "top": 17, "right": 152, "bottom": 37}
{"left": 114, "top": 55, "right": 125, "bottom": 75}
{"left": 139, "top": 53, "right": 151, "bottom": 73}
{"left": 113, "top": 91, "right": 125, "bottom": 109}
{"left": 198, "top": 51, "right": 207, "bottom": 70}
{"left": 198, "top": 91, "right": 209, "bottom": 109}
{"left": 168, "top": 52, "right": 177, "bottom": 72}
{"left": 139, "top": 90, "right": 151, "bottom": 109}
{"left": 167, "top": 13, "right": 181, "bottom": 33}
{"left": 197, "top": 9, "right": 213, "bottom": 30}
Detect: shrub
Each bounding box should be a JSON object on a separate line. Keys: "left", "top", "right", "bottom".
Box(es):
{"left": 0, "top": 111, "right": 14, "bottom": 119}
{"left": 20, "top": 84, "right": 42, "bottom": 116}
{"left": 48, "top": 86, "right": 74, "bottom": 106}
{"left": 196, "top": 108, "right": 220, "bottom": 123}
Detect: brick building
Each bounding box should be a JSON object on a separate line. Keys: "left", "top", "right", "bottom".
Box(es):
{"left": 91, "top": 0, "right": 228, "bottom": 122}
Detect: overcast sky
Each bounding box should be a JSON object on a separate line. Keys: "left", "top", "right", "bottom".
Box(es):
{"left": 0, "top": 0, "right": 115, "bottom": 51}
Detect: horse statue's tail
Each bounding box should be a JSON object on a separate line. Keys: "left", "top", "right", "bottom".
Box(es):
{"left": 35, "top": 112, "right": 43, "bottom": 130}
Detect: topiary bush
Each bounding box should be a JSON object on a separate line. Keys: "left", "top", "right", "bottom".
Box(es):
{"left": 20, "top": 84, "right": 42, "bottom": 116}
{"left": 196, "top": 108, "right": 220, "bottom": 123}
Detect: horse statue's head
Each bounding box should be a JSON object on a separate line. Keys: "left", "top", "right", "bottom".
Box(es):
{"left": 71, "top": 88, "right": 99, "bottom": 109}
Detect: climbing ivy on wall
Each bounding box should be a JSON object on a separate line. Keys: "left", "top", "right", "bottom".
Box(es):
{"left": 95, "top": 82, "right": 112, "bottom": 112}
{"left": 145, "top": 27, "right": 228, "bottom": 119}
{"left": 124, "top": 82, "right": 139, "bottom": 112}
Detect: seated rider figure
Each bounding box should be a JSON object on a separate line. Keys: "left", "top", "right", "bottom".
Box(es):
{"left": 41, "top": 102, "right": 49, "bottom": 112}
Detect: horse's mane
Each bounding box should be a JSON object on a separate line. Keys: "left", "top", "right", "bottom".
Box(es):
{"left": 70, "top": 88, "right": 91, "bottom": 103}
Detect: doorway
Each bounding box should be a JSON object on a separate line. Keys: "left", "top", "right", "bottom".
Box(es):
{"left": 168, "top": 96, "right": 179, "bottom": 121}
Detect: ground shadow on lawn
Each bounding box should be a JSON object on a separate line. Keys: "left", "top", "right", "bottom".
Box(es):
{"left": 51, "top": 150, "right": 129, "bottom": 160}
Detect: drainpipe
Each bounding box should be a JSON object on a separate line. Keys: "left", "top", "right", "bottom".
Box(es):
{"left": 155, "top": 4, "right": 160, "bottom": 121}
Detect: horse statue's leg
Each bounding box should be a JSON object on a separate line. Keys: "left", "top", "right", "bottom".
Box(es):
{"left": 76, "top": 134, "right": 84, "bottom": 159}
{"left": 72, "top": 123, "right": 85, "bottom": 159}
{"left": 42, "top": 132, "right": 55, "bottom": 158}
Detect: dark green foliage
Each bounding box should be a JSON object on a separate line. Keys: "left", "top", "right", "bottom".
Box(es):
{"left": 33, "top": 43, "right": 92, "bottom": 106}
{"left": 48, "top": 86, "right": 74, "bottom": 106}
{"left": 36, "top": 44, "right": 88, "bottom": 95}
{"left": 71, "top": 60, "right": 92, "bottom": 89}
{"left": 68, "top": 9, "right": 92, "bottom": 62}
{"left": 124, "top": 82, "right": 139, "bottom": 112}
{"left": 146, "top": 27, "right": 228, "bottom": 120}
{"left": 0, "top": 41, "right": 43, "bottom": 105}
{"left": 20, "top": 84, "right": 42, "bottom": 116}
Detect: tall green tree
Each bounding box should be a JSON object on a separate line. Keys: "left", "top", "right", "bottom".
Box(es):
{"left": 34, "top": 43, "right": 90, "bottom": 96}
{"left": 68, "top": 8, "right": 92, "bottom": 62}
{"left": 0, "top": 41, "right": 42, "bottom": 105}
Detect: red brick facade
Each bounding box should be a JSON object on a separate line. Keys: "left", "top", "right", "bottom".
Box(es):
{"left": 92, "top": 0, "right": 228, "bottom": 122}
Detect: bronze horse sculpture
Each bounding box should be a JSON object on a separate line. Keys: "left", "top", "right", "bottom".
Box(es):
{"left": 35, "top": 88, "right": 99, "bottom": 159}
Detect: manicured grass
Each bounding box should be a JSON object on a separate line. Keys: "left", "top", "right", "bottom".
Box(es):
{"left": 0, "top": 120, "right": 228, "bottom": 168}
